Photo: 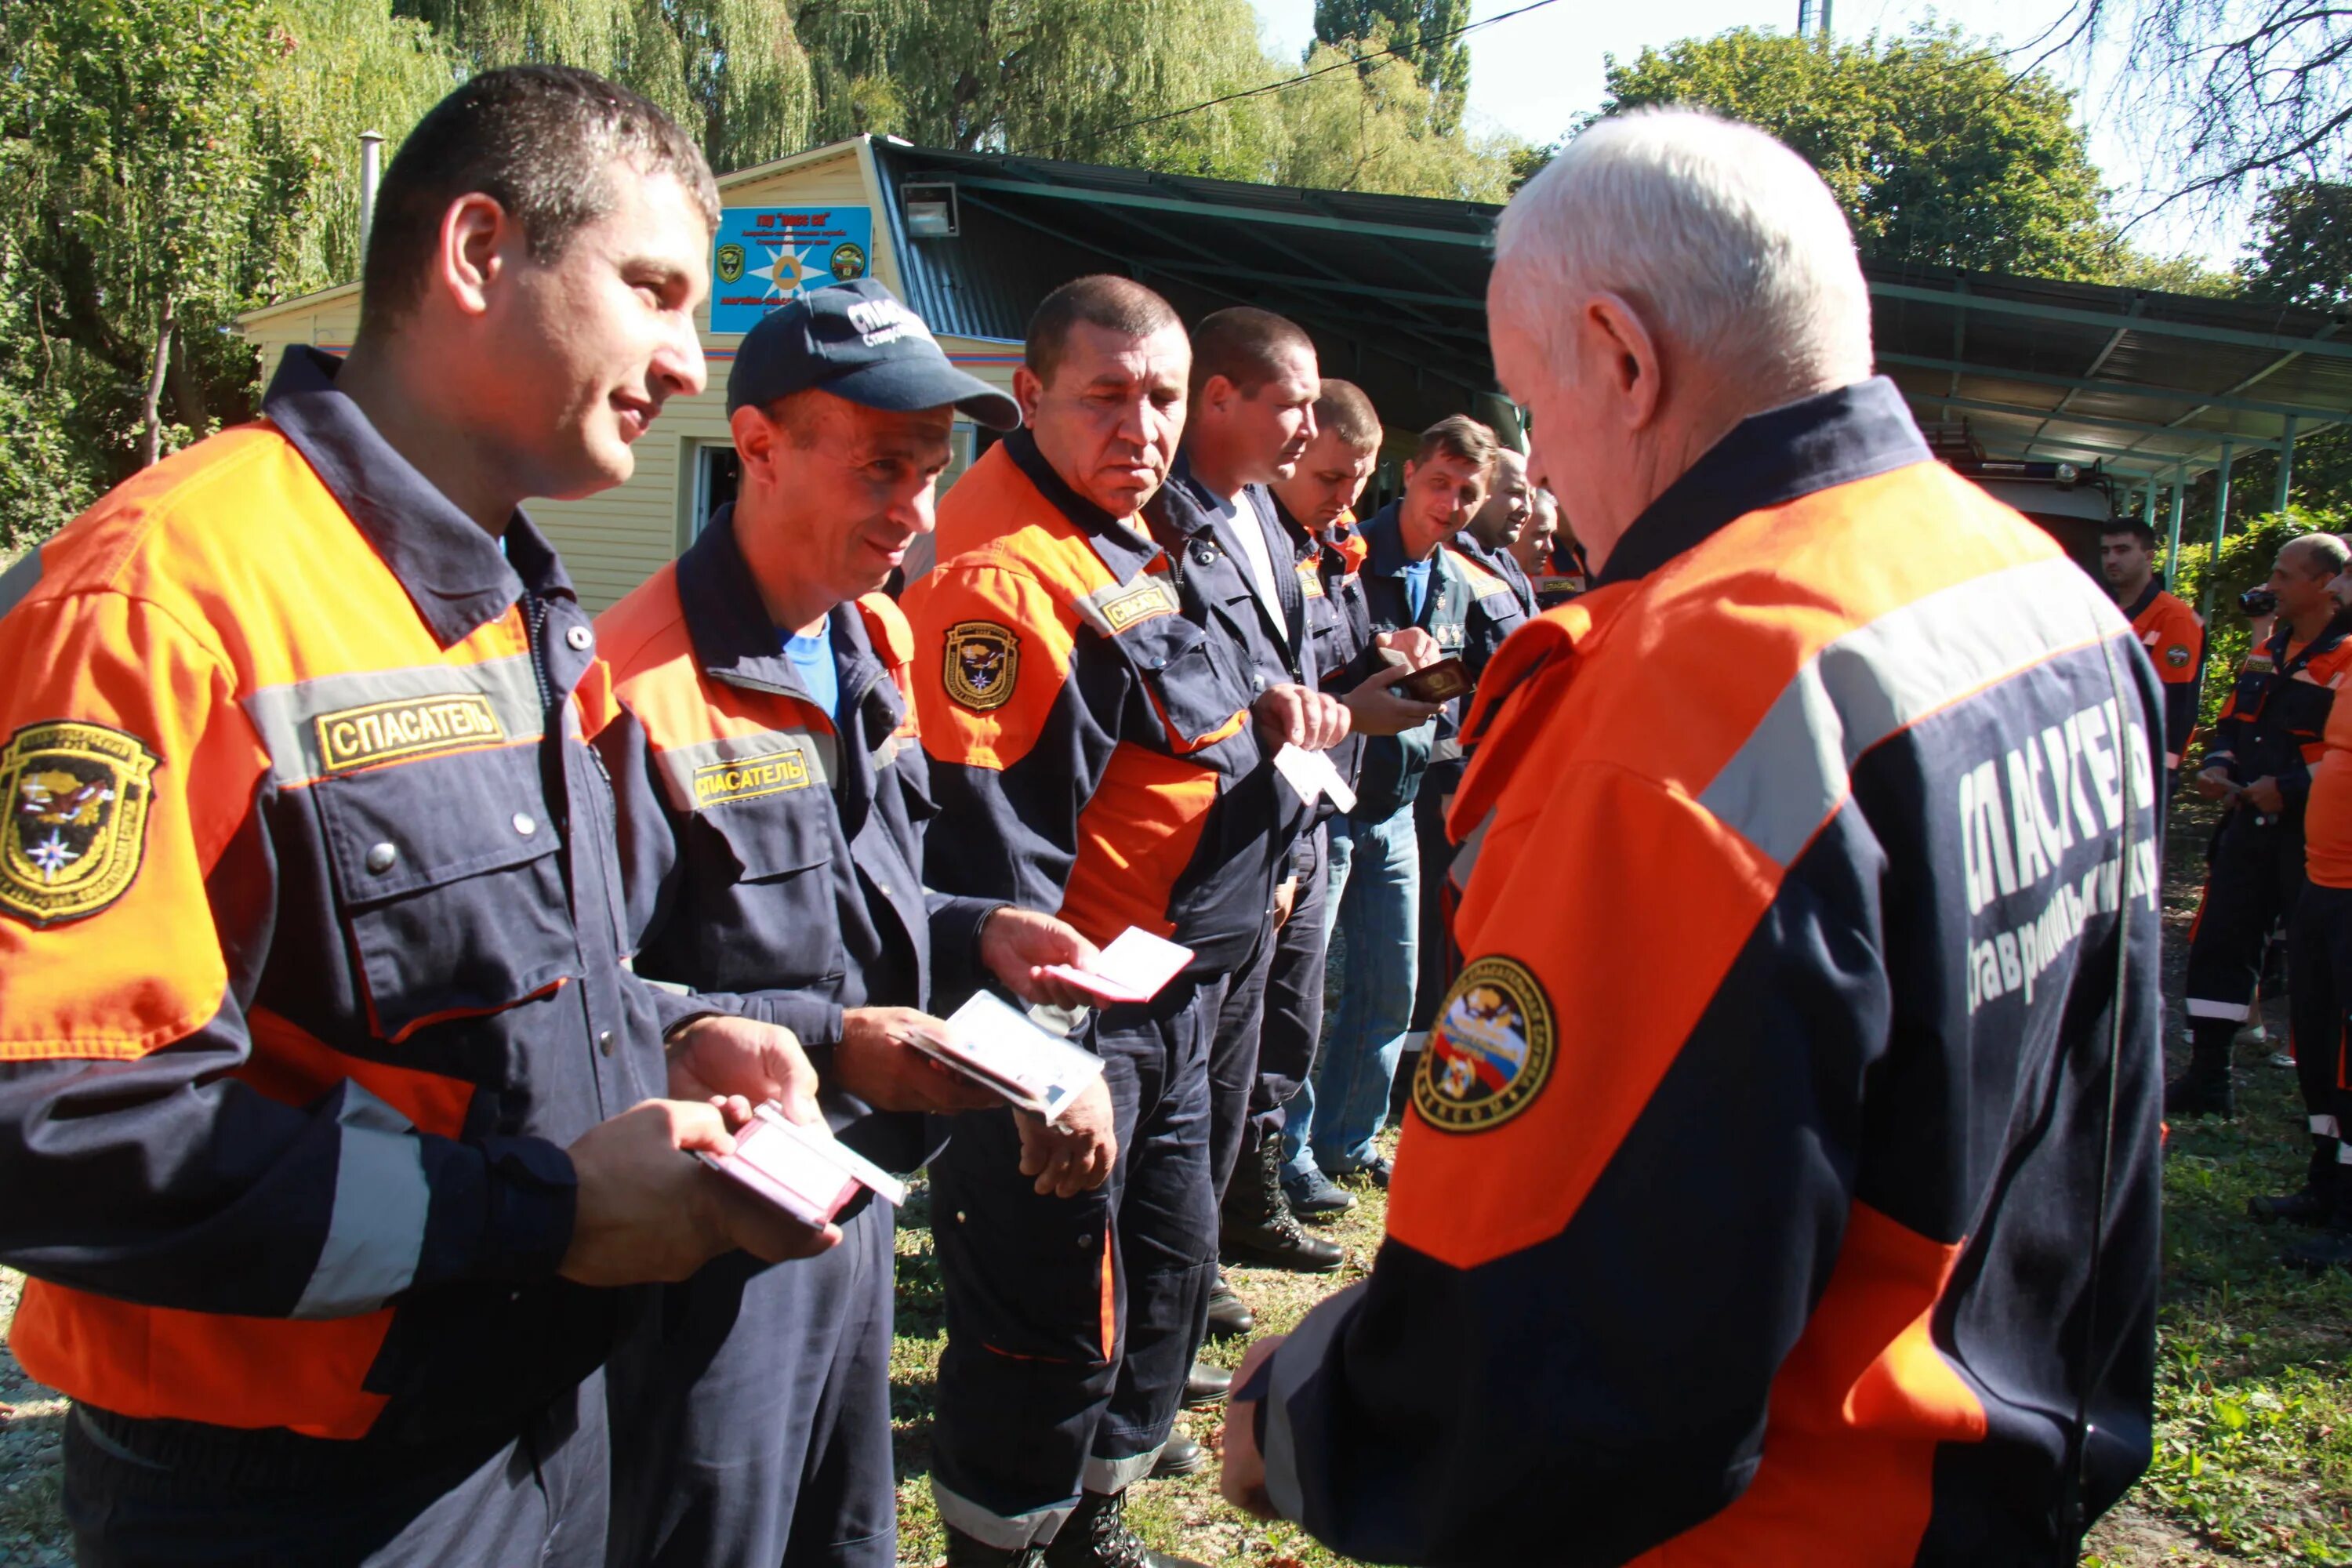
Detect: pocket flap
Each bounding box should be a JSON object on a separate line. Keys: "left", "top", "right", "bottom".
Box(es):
{"left": 699, "top": 794, "right": 835, "bottom": 881}
{"left": 316, "top": 745, "right": 558, "bottom": 904}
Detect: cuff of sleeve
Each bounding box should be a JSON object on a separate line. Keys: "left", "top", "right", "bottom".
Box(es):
{"left": 935, "top": 898, "right": 1011, "bottom": 1003}
{"left": 416, "top": 1136, "right": 578, "bottom": 1290}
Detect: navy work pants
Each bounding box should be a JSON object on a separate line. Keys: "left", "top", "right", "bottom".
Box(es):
{"left": 604, "top": 1199, "right": 898, "bottom": 1568}
{"left": 63, "top": 1374, "right": 608, "bottom": 1568}
{"left": 1229, "top": 824, "right": 1329, "bottom": 1200}
{"left": 2184, "top": 807, "right": 2306, "bottom": 1031}
{"left": 2286, "top": 881, "right": 2352, "bottom": 1196}
{"left": 927, "top": 979, "right": 1221, "bottom": 1552}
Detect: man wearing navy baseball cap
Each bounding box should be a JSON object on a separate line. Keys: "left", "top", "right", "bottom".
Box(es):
{"left": 593, "top": 278, "right": 1116, "bottom": 1568}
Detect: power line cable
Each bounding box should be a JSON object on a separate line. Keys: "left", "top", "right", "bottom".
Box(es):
{"left": 1011, "top": 0, "right": 1568, "bottom": 157}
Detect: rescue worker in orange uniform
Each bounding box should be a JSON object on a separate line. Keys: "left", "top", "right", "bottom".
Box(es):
{"left": 913, "top": 275, "right": 1346, "bottom": 1568}
{"left": 0, "top": 68, "right": 836, "bottom": 1566}
{"left": 592, "top": 281, "right": 1112, "bottom": 1568}
{"left": 1224, "top": 108, "right": 2162, "bottom": 1567}
{"left": 2175, "top": 533, "right": 2352, "bottom": 1116}
{"left": 2100, "top": 517, "right": 2205, "bottom": 791}
{"left": 2271, "top": 542, "right": 2352, "bottom": 1265}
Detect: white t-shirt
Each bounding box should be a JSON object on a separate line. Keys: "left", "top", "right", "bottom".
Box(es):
{"left": 1218, "top": 487, "right": 1287, "bottom": 641}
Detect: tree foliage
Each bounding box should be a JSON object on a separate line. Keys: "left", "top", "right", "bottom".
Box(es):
{"left": 1597, "top": 26, "right": 2118, "bottom": 278}
{"left": 1312, "top": 0, "right": 1470, "bottom": 130}
{"left": 2241, "top": 180, "right": 2352, "bottom": 309}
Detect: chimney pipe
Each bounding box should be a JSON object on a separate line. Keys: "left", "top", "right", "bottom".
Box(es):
{"left": 358, "top": 131, "right": 385, "bottom": 260}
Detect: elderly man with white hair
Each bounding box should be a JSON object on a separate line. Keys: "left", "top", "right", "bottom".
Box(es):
{"left": 1218, "top": 109, "right": 2165, "bottom": 1566}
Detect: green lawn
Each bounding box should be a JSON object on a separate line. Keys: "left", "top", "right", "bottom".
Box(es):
{"left": 4, "top": 801, "right": 2350, "bottom": 1564}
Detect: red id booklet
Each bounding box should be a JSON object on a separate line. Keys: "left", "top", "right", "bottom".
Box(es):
{"left": 699, "top": 1102, "right": 908, "bottom": 1228}
{"left": 1042, "top": 927, "right": 1195, "bottom": 1006}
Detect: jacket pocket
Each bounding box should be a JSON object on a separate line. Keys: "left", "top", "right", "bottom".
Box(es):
{"left": 686, "top": 797, "right": 844, "bottom": 991}
{"left": 1121, "top": 615, "right": 1253, "bottom": 750}
{"left": 315, "top": 746, "right": 579, "bottom": 1043}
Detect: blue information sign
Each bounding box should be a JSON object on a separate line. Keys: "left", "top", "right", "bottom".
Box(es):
{"left": 708, "top": 207, "right": 875, "bottom": 335}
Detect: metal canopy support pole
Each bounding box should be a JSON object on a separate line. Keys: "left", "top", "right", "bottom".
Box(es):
{"left": 2165, "top": 466, "right": 2187, "bottom": 590}
{"left": 2276, "top": 416, "right": 2298, "bottom": 515}
{"left": 2205, "top": 444, "right": 2234, "bottom": 616}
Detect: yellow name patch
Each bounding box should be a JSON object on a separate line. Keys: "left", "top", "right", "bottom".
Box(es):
{"left": 1098, "top": 579, "right": 1178, "bottom": 633}
{"left": 692, "top": 749, "right": 814, "bottom": 808}
{"left": 316, "top": 694, "right": 505, "bottom": 773}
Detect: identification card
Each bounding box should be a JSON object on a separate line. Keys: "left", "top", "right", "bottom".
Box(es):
{"left": 1272, "top": 742, "right": 1358, "bottom": 815}
{"left": 699, "top": 1102, "right": 908, "bottom": 1227}
{"left": 909, "top": 991, "right": 1107, "bottom": 1123}
{"left": 1043, "top": 927, "right": 1195, "bottom": 1005}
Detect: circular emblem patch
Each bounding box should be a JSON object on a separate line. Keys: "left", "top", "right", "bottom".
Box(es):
{"left": 1414, "top": 954, "right": 1555, "bottom": 1133}
{"left": 715, "top": 242, "right": 746, "bottom": 285}
{"left": 943, "top": 621, "right": 1019, "bottom": 713}
{"left": 2166, "top": 644, "right": 2192, "bottom": 668}
{"left": 0, "top": 720, "right": 160, "bottom": 927}
{"left": 829, "top": 241, "right": 868, "bottom": 282}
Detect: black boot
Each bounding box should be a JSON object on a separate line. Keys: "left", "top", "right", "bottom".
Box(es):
{"left": 1148, "top": 1430, "right": 1207, "bottom": 1478}
{"left": 1041, "top": 1487, "right": 1207, "bottom": 1568}
{"left": 2164, "top": 1024, "right": 2237, "bottom": 1117}
{"left": 2251, "top": 1141, "right": 2339, "bottom": 1225}
{"left": 1203, "top": 1270, "right": 1254, "bottom": 1338}
{"left": 1182, "top": 1358, "right": 1231, "bottom": 1409}
{"left": 945, "top": 1524, "right": 1043, "bottom": 1567}
{"left": 1221, "top": 1137, "right": 1344, "bottom": 1272}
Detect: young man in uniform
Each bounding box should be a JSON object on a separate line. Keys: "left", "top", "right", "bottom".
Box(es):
{"left": 1264, "top": 381, "right": 1443, "bottom": 1221}
{"left": 2101, "top": 517, "right": 2205, "bottom": 791}
{"left": 593, "top": 280, "right": 1113, "bottom": 1568}
{"left": 913, "top": 276, "right": 1344, "bottom": 1568}
{"left": 2176, "top": 533, "right": 2352, "bottom": 1116}
{"left": 1226, "top": 107, "right": 2165, "bottom": 1566}
{"left": 2271, "top": 544, "right": 2352, "bottom": 1264}
{"left": 1457, "top": 445, "right": 1539, "bottom": 617}
{"left": 0, "top": 67, "right": 833, "bottom": 1566}
{"left": 1309, "top": 416, "right": 1494, "bottom": 1189}
{"left": 1163, "top": 309, "right": 1348, "bottom": 1319}
{"left": 1508, "top": 482, "right": 1559, "bottom": 590}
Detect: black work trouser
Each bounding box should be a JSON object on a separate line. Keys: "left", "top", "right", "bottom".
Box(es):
{"left": 604, "top": 1198, "right": 898, "bottom": 1568}
{"left": 63, "top": 1374, "right": 608, "bottom": 1568}
{"left": 2286, "top": 882, "right": 2352, "bottom": 1198}
{"left": 927, "top": 977, "right": 1222, "bottom": 1552}
{"left": 1208, "top": 826, "right": 1330, "bottom": 1213}
{"left": 2184, "top": 808, "right": 2306, "bottom": 1040}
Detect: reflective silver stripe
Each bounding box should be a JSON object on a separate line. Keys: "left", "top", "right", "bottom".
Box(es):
{"left": 1697, "top": 558, "right": 2125, "bottom": 869}
{"left": 292, "top": 1083, "right": 430, "bottom": 1319}
{"left": 1080, "top": 1446, "right": 1163, "bottom": 1496}
{"left": 244, "top": 655, "right": 544, "bottom": 786}
{"left": 1261, "top": 1279, "right": 1367, "bottom": 1525}
{"left": 1450, "top": 809, "right": 1492, "bottom": 899}
{"left": 1073, "top": 575, "right": 1181, "bottom": 638}
{"left": 2187, "top": 997, "right": 2251, "bottom": 1021}
{"left": 929, "top": 1479, "right": 1076, "bottom": 1552}
{"left": 652, "top": 728, "right": 837, "bottom": 814}
{"left": 0, "top": 547, "right": 42, "bottom": 620}
{"left": 2311, "top": 1114, "right": 2340, "bottom": 1138}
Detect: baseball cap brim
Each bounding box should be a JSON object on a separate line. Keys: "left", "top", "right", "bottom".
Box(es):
{"left": 824, "top": 357, "right": 1022, "bottom": 432}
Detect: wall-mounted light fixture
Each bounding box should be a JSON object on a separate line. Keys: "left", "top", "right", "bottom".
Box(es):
{"left": 904, "top": 182, "right": 960, "bottom": 238}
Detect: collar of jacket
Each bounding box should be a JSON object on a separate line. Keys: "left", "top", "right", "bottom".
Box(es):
{"left": 1001, "top": 427, "right": 1163, "bottom": 585}
{"left": 1594, "top": 376, "right": 1933, "bottom": 589}
{"left": 2265, "top": 611, "right": 2352, "bottom": 671}
{"left": 679, "top": 504, "right": 892, "bottom": 734}
{"left": 2124, "top": 579, "right": 2164, "bottom": 621}
{"left": 1269, "top": 495, "right": 1324, "bottom": 564}
{"left": 262, "top": 345, "right": 570, "bottom": 647}
{"left": 1359, "top": 503, "right": 1433, "bottom": 578}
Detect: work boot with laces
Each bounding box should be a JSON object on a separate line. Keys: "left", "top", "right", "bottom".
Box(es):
{"left": 1220, "top": 1137, "right": 1343, "bottom": 1272}
{"left": 1040, "top": 1488, "right": 1207, "bottom": 1568}
{"left": 944, "top": 1525, "right": 1042, "bottom": 1568}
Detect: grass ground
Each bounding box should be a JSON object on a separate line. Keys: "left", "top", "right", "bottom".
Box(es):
{"left": 2, "top": 796, "right": 2349, "bottom": 1563}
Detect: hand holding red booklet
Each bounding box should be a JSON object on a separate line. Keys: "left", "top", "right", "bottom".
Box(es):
{"left": 698, "top": 1102, "right": 908, "bottom": 1228}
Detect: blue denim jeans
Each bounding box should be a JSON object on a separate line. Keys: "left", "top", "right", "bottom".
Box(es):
{"left": 1283, "top": 804, "right": 1419, "bottom": 1176}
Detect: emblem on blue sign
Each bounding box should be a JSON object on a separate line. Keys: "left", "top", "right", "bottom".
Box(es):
{"left": 709, "top": 207, "right": 875, "bottom": 335}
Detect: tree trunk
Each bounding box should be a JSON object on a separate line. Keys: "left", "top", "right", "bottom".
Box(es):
{"left": 139, "top": 303, "right": 175, "bottom": 470}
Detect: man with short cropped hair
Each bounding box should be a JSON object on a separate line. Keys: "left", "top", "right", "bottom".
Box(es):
{"left": 2175, "top": 532, "right": 2352, "bottom": 1117}
{"left": 1226, "top": 107, "right": 2162, "bottom": 1564}
{"left": 0, "top": 66, "right": 833, "bottom": 1566}
{"left": 1460, "top": 446, "right": 1537, "bottom": 618}
{"left": 2101, "top": 518, "right": 2204, "bottom": 793}
{"left": 914, "top": 274, "right": 1341, "bottom": 1568}
{"left": 1308, "top": 415, "right": 1494, "bottom": 1190}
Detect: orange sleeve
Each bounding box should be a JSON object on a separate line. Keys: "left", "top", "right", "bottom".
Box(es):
{"left": 0, "top": 589, "right": 267, "bottom": 1060}
{"left": 913, "top": 557, "right": 1080, "bottom": 774}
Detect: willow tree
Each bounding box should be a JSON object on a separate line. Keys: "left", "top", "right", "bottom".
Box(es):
{"left": 1312, "top": 0, "right": 1471, "bottom": 131}
{"left": 1272, "top": 24, "right": 1514, "bottom": 200}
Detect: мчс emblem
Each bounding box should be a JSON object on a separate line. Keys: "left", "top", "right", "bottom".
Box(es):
{"left": 2167, "top": 644, "right": 2192, "bottom": 668}
{"left": 1414, "top": 954, "right": 1556, "bottom": 1133}
{"left": 944, "top": 621, "right": 1019, "bottom": 713}
{"left": 716, "top": 242, "right": 746, "bottom": 285}
{"left": 0, "top": 720, "right": 160, "bottom": 927}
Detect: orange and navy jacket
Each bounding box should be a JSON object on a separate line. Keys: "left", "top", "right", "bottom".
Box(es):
{"left": 2123, "top": 579, "right": 2204, "bottom": 772}
{"left": 1450, "top": 532, "right": 1534, "bottom": 653}
{"left": 590, "top": 506, "right": 1000, "bottom": 1171}
{"left": 1243, "top": 379, "right": 2165, "bottom": 1566}
{"left": 1352, "top": 503, "right": 1476, "bottom": 818}
{"left": 1276, "top": 497, "right": 1379, "bottom": 801}
{"left": 0, "top": 348, "right": 701, "bottom": 1445}
{"left": 2199, "top": 616, "right": 2352, "bottom": 813}
{"left": 913, "top": 432, "right": 1310, "bottom": 979}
